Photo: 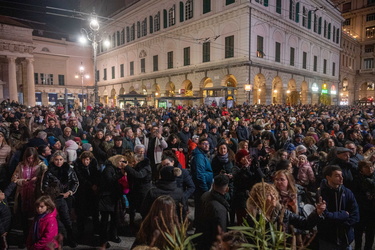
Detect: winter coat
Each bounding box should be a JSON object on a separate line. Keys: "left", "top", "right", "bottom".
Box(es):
{"left": 296, "top": 163, "right": 315, "bottom": 186}
{"left": 0, "top": 182, "right": 16, "bottom": 235}
{"left": 195, "top": 190, "right": 230, "bottom": 249}
{"left": 91, "top": 137, "right": 107, "bottom": 165}
{"left": 98, "top": 162, "right": 124, "bottom": 212}
{"left": 328, "top": 157, "right": 356, "bottom": 190}
{"left": 122, "top": 137, "right": 135, "bottom": 151}
{"left": 143, "top": 135, "right": 168, "bottom": 164}
{"left": 125, "top": 158, "right": 152, "bottom": 211}
{"left": 236, "top": 125, "right": 249, "bottom": 142}
{"left": 190, "top": 147, "right": 213, "bottom": 194}
{"left": 178, "top": 130, "right": 192, "bottom": 147}
{"left": 74, "top": 158, "right": 100, "bottom": 199}
{"left": 317, "top": 180, "right": 360, "bottom": 247}
{"left": 26, "top": 208, "right": 59, "bottom": 250}
{"left": 42, "top": 162, "right": 79, "bottom": 195}
{"left": 352, "top": 172, "right": 375, "bottom": 213}
{"left": 140, "top": 180, "right": 187, "bottom": 218}
{"left": 175, "top": 163, "right": 195, "bottom": 200}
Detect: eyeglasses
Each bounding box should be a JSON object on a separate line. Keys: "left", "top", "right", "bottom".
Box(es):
{"left": 201, "top": 142, "right": 209, "bottom": 146}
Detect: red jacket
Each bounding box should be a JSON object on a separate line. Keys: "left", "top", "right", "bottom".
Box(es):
{"left": 27, "top": 208, "right": 59, "bottom": 250}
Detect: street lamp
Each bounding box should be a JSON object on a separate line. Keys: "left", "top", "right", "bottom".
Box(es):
{"left": 244, "top": 84, "right": 252, "bottom": 105}
{"left": 75, "top": 62, "right": 90, "bottom": 108}
{"left": 80, "top": 12, "right": 109, "bottom": 105}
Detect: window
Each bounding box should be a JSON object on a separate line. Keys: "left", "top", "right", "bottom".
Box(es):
{"left": 302, "top": 7, "right": 307, "bottom": 27}
{"left": 366, "top": 26, "right": 375, "bottom": 38}
{"left": 276, "top": 0, "right": 282, "bottom": 13}
{"left": 289, "top": 0, "right": 295, "bottom": 20}
{"left": 203, "top": 42, "right": 210, "bottom": 62}
{"left": 328, "top": 23, "right": 331, "bottom": 40}
{"left": 48, "top": 74, "right": 53, "bottom": 85}
{"left": 342, "top": 2, "right": 351, "bottom": 12}
{"left": 167, "top": 51, "right": 174, "bottom": 68}
{"left": 131, "top": 24, "right": 135, "bottom": 41}
{"left": 308, "top": 11, "right": 312, "bottom": 29}
{"left": 203, "top": 0, "right": 211, "bottom": 14}
{"left": 155, "top": 12, "right": 160, "bottom": 31}
{"left": 226, "top": 0, "right": 235, "bottom": 5}
{"left": 180, "top": 2, "right": 184, "bottom": 22}
{"left": 58, "top": 75, "right": 64, "bottom": 86}
{"left": 169, "top": 5, "right": 176, "bottom": 26}
{"left": 137, "top": 21, "right": 141, "bottom": 38}
{"left": 40, "top": 73, "right": 45, "bottom": 84}
{"left": 34, "top": 73, "right": 39, "bottom": 84}
{"left": 130, "top": 61, "right": 134, "bottom": 75}
{"left": 332, "top": 62, "right": 336, "bottom": 76}
{"left": 313, "top": 56, "right": 317, "bottom": 71}
{"left": 141, "top": 58, "right": 145, "bottom": 73}
{"left": 142, "top": 18, "right": 147, "bottom": 36}
{"left": 314, "top": 14, "right": 317, "bottom": 32}
{"left": 164, "top": 9, "right": 168, "bottom": 28}
{"left": 365, "top": 45, "right": 374, "bottom": 53}
{"left": 186, "top": 0, "right": 194, "bottom": 19}
{"left": 333, "top": 26, "right": 336, "bottom": 42}
{"left": 103, "top": 68, "right": 107, "bottom": 80}
{"left": 336, "top": 28, "right": 340, "bottom": 43}
{"left": 364, "top": 58, "right": 374, "bottom": 69}
{"left": 302, "top": 51, "right": 307, "bottom": 69}
{"left": 257, "top": 35, "right": 264, "bottom": 58}
{"left": 116, "top": 31, "right": 120, "bottom": 46}
{"left": 121, "top": 29, "right": 125, "bottom": 44}
{"left": 96, "top": 70, "right": 99, "bottom": 82}
{"left": 343, "top": 18, "right": 351, "bottom": 26}
{"left": 295, "top": 2, "right": 300, "bottom": 23}
{"left": 225, "top": 35, "right": 234, "bottom": 58}
{"left": 290, "top": 47, "right": 295, "bottom": 66}
{"left": 323, "top": 59, "right": 327, "bottom": 74}
{"left": 120, "top": 64, "right": 124, "bottom": 77}
{"left": 112, "top": 33, "right": 115, "bottom": 47}
{"left": 126, "top": 27, "right": 130, "bottom": 42}
{"left": 275, "top": 42, "right": 281, "bottom": 62}
{"left": 149, "top": 16, "right": 153, "bottom": 34}
{"left": 112, "top": 66, "right": 115, "bottom": 79}
{"left": 255, "top": 0, "right": 269, "bottom": 6}
{"left": 184, "top": 47, "right": 190, "bottom": 66}
{"left": 153, "top": 55, "right": 158, "bottom": 71}
{"left": 324, "top": 20, "right": 327, "bottom": 38}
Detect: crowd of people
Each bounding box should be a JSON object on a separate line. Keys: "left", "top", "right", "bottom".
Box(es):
{"left": 0, "top": 101, "right": 374, "bottom": 249}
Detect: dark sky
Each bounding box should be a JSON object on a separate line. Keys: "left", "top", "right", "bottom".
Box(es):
{"left": 0, "top": 0, "right": 84, "bottom": 41}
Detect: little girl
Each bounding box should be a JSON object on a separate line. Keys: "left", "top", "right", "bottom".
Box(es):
{"left": 296, "top": 154, "right": 315, "bottom": 187}
{"left": 27, "top": 196, "right": 59, "bottom": 250}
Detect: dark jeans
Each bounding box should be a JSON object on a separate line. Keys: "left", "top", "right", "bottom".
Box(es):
{"left": 99, "top": 211, "right": 118, "bottom": 244}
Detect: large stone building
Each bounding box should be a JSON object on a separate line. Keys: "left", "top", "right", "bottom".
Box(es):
{"left": 0, "top": 16, "right": 93, "bottom": 106}
{"left": 83, "top": 0, "right": 343, "bottom": 107}
{"left": 335, "top": 0, "right": 375, "bottom": 105}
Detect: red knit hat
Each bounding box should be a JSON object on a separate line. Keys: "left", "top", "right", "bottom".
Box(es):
{"left": 235, "top": 149, "right": 250, "bottom": 163}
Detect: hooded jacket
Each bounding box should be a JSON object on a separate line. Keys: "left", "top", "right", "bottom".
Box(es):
{"left": 317, "top": 179, "right": 359, "bottom": 247}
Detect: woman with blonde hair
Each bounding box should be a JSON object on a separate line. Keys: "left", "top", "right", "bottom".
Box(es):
{"left": 246, "top": 182, "right": 326, "bottom": 238}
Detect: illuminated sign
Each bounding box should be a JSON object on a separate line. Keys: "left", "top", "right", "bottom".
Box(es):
{"left": 312, "top": 83, "right": 319, "bottom": 92}
{"left": 322, "top": 89, "right": 328, "bottom": 94}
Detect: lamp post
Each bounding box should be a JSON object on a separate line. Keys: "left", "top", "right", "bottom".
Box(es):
{"left": 75, "top": 62, "right": 90, "bottom": 108}
{"left": 244, "top": 84, "right": 252, "bottom": 105}
{"left": 80, "top": 12, "right": 109, "bottom": 106}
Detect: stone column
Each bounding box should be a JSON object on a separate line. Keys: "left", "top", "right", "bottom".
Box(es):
{"left": 26, "top": 58, "right": 36, "bottom": 106}
{"left": 7, "top": 56, "right": 18, "bottom": 102}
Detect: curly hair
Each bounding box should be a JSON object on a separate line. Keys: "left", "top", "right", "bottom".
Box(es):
{"left": 303, "top": 136, "right": 316, "bottom": 146}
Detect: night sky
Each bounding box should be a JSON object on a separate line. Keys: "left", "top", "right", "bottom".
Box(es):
{"left": 0, "top": 0, "right": 84, "bottom": 41}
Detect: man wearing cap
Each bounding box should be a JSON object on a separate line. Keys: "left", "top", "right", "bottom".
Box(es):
{"left": 328, "top": 147, "right": 356, "bottom": 190}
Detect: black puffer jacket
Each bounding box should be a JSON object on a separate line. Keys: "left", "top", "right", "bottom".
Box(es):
{"left": 42, "top": 162, "right": 79, "bottom": 195}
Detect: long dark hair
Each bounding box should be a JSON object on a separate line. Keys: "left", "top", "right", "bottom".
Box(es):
{"left": 22, "top": 147, "right": 40, "bottom": 167}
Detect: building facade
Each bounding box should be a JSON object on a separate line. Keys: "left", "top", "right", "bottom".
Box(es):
{"left": 336, "top": 0, "right": 375, "bottom": 105}
{"left": 0, "top": 16, "right": 93, "bottom": 107}
{"left": 89, "top": 0, "right": 343, "bottom": 107}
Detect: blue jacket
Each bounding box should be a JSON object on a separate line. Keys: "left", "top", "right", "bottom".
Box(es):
{"left": 317, "top": 179, "right": 360, "bottom": 247}
{"left": 190, "top": 147, "right": 213, "bottom": 193}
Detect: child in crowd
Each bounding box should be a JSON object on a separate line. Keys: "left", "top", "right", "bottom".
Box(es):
{"left": 27, "top": 195, "right": 59, "bottom": 250}
{"left": 101, "top": 133, "right": 114, "bottom": 152}
{"left": 296, "top": 154, "right": 315, "bottom": 187}
{"left": 0, "top": 180, "right": 17, "bottom": 250}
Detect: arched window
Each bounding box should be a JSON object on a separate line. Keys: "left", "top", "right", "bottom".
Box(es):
{"left": 289, "top": 0, "right": 295, "bottom": 20}
{"left": 168, "top": 5, "right": 176, "bottom": 26}
{"left": 154, "top": 12, "right": 160, "bottom": 31}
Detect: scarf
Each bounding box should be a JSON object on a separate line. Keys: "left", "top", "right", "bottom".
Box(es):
{"left": 33, "top": 213, "right": 47, "bottom": 243}
{"left": 217, "top": 153, "right": 229, "bottom": 163}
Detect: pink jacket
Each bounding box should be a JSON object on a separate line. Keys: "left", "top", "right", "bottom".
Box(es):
{"left": 27, "top": 208, "right": 59, "bottom": 250}
{"left": 296, "top": 163, "right": 315, "bottom": 186}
